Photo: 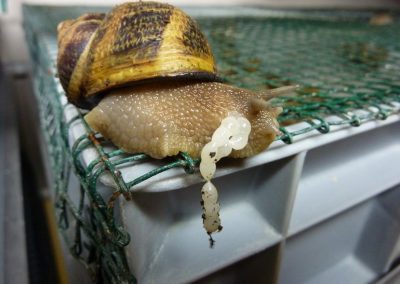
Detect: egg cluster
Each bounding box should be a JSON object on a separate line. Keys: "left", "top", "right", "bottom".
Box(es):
{"left": 199, "top": 112, "right": 252, "bottom": 242}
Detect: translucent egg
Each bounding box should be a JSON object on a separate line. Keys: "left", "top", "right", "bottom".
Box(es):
{"left": 200, "top": 162, "right": 216, "bottom": 181}
{"left": 215, "top": 143, "right": 232, "bottom": 161}
{"left": 229, "top": 134, "right": 249, "bottom": 150}
{"left": 211, "top": 126, "right": 231, "bottom": 146}
{"left": 201, "top": 181, "right": 218, "bottom": 202}
{"left": 237, "top": 117, "right": 251, "bottom": 136}
{"left": 201, "top": 141, "right": 219, "bottom": 163}
{"left": 204, "top": 203, "right": 220, "bottom": 214}
{"left": 203, "top": 216, "right": 221, "bottom": 234}
{"left": 221, "top": 117, "right": 240, "bottom": 136}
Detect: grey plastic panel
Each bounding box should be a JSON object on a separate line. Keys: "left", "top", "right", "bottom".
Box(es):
{"left": 362, "top": 187, "right": 400, "bottom": 272}
{"left": 280, "top": 185, "right": 400, "bottom": 284}
{"left": 250, "top": 152, "right": 306, "bottom": 235}
{"left": 116, "top": 120, "right": 400, "bottom": 284}
{"left": 120, "top": 154, "right": 304, "bottom": 284}
{"left": 288, "top": 122, "right": 400, "bottom": 235}
{"left": 59, "top": 117, "right": 400, "bottom": 283}
{"left": 193, "top": 244, "right": 282, "bottom": 284}
{"left": 355, "top": 201, "right": 400, "bottom": 275}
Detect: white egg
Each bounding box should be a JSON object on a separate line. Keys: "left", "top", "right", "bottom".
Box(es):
{"left": 211, "top": 126, "right": 231, "bottom": 146}
{"left": 215, "top": 143, "right": 232, "bottom": 161}
{"left": 237, "top": 117, "right": 251, "bottom": 136}
{"left": 229, "top": 134, "right": 249, "bottom": 150}
{"left": 204, "top": 203, "right": 220, "bottom": 215}
{"left": 201, "top": 182, "right": 222, "bottom": 234}
{"left": 201, "top": 141, "right": 219, "bottom": 163}
{"left": 203, "top": 215, "right": 221, "bottom": 234}
{"left": 200, "top": 161, "right": 216, "bottom": 181}
{"left": 221, "top": 117, "right": 240, "bottom": 136}
{"left": 201, "top": 181, "right": 218, "bottom": 202}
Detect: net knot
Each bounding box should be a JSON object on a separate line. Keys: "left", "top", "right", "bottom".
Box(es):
{"left": 112, "top": 226, "right": 131, "bottom": 247}
{"left": 316, "top": 119, "right": 330, "bottom": 134}
{"left": 279, "top": 127, "right": 293, "bottom": 144}
{"left": 179, "top": 152, "right": 199, "bottom": 174}
{"left": 376, "top": 110, "right": 389, "bottom": 120}
{"left": 350, "top": 115, "right": 361, "bottom": 127}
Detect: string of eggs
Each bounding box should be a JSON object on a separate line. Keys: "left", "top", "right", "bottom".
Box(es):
{"left": 200, "top": 112, "right": 251, "bottom": 246}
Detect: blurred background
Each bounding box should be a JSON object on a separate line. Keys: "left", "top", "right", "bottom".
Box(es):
{"left": 1, "top": 0, "right": 400, "bottom": 68}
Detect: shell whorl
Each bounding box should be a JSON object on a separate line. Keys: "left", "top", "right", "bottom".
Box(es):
{"left": 57, "top": 1, "right": 217, "bottom": 109}
{"left": 57, "top": 13, "right": 105, "bottom": 106}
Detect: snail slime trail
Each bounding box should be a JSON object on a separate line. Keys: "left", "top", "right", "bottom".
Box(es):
{"left": 200, "top": 112, "right": 251, "bottom": 247}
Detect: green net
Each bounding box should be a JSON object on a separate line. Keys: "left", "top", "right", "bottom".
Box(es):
{"left": 23, "top": 6, "right": 400, "bottom": 283}
{"left": 200, "top": 16, "right": 400, "bottom": 142}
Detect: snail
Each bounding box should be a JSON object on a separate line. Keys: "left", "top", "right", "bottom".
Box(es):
{"left": 57, "top": 1, "right": 292, "bottom": 241}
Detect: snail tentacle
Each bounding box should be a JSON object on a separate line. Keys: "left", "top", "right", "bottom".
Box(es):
{"left": 249, "top": 97, "right": 277, "bottom": 112}
{"left": 260, "top": 85, "right": 299, "bottom": 101}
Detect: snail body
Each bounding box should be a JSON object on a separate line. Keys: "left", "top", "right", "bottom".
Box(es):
{"left": 85, "top": 81, "right": 281, "bottom": 159}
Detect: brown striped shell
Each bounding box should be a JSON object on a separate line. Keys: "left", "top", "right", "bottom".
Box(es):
{"left": 57, "top": 1, "right": 217, "bottom": 109}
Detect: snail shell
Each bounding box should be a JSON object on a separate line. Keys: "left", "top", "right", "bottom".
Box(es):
{"left": 57, "top": 1, "right": 216, "bottom": 109}
{"left": 57, "top": 1, "right": 285, "bottom": 159}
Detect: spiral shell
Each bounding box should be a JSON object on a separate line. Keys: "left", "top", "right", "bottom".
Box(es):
{"left": 57, "top": 1, "right": 217, "bottom": 108}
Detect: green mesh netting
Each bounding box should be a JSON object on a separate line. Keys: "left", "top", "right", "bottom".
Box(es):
{"left": 23, "top": 6, "right": 400, "bottom": 283}
{"left": 200, "top": 16, "right": 400, "bottom": 142}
